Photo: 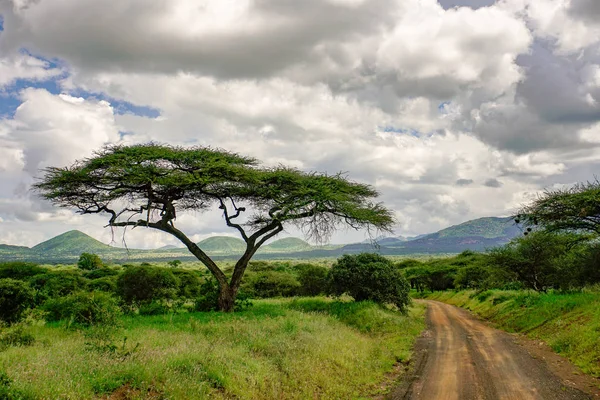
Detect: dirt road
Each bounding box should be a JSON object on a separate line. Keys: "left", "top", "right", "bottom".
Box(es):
{"left": 394, "top": 300, "right": 594, "bottom": 400}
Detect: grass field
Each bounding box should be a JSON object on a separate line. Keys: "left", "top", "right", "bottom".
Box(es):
{"left": 419, "top": 288, "right": 600, "bottom": 377}
{"left": 0, "top": 298, "right": 425, "bottom": 399}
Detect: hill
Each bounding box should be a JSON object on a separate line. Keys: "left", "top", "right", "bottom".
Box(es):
{"left": 31, "top": 230, "right": 114, "bottom": 255}
{"left": 429, "top": 216, "right": 519, "bottom": 239}
{"left": 261, "top": 238, "right": 312, "bottom": 252}
{"left": 196, "top": 236, "right": 245, "bottom": 254}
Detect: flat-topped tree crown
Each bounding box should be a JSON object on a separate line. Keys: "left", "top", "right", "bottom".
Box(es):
{"left": 34, "top": 143, "right": 394, "bottom": 311}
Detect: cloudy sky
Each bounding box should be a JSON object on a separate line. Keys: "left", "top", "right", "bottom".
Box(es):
{"left": 0, "top": 0, "right": 599, "bottom": 249}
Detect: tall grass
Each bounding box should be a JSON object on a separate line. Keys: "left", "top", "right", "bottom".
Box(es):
{"left": 0, "top": 298, "right": 425, "bottom": 399}
{"left": 421, "top": 289, "right": 600, "bottom": 377}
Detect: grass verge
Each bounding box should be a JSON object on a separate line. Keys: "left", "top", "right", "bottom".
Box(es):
{"left": 0, "top": 298, "right": 425, "bottom": 399}
{"left": 419, "top": 289, "right": 600, "bottom": 377}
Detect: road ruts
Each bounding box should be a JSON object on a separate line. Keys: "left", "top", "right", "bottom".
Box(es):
{"left": 398, "top": 300, "right": 591, "bottom": 400}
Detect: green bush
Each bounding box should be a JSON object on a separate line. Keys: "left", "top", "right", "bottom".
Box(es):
{"left": 0, "top": 262, "right": 46, "bottom": 281}
{"left": 116, "top": 266, "right": 179, "bottom": 305}
{"left": 77, "top": 253, "right": 103, "bottom": 270}
{"left": 0, "top": 279, "right": 35, "bottom": 324}
{"left": 328, "top": 253, "right": 411, "bottom": 313}
{"left": 0, "top": 323, "right": 35, "bottom": 350}
{"left": 42, "top": 291, "right": 121, "bottom": 326}
{"left": 295, "top": 263, "right": 329, "bottom": 296}
{"left": 29, "top": 270, "right": 88, "bottom": 298}
{"left": 138, "top": 301, "right": 170, "bottom": 316}
{"left": 454, "top": 265, "right": 490, "bottom": 290}
{"left": 88, "top": 276, "right": 117, "bottom": 293}
{"left": 241, "top": 270, "right": 300, "bottom": 298}
{"left": 173, "top": 270, "right": 202, "bottom": 299}
{"left": 83, "top": 268, "right": 119, "bottom": 280}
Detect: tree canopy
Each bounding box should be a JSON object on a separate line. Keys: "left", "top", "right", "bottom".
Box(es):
{"left": 34, "top": 143, "right": 394, "bottom": 311}
{"left": 518, "top": 179, "right": 600, "bottom": 235}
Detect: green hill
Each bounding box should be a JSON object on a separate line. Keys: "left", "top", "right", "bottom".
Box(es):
{"left": 196, "top": 236, "right": 245, "bottom": 254}
{"left": 261, "top": 237, "right": 312, "bottom": 252}
{"left": 31, "top": 230, "right": 113, "bottom": 254}
{"left": 432, "top": 217, "right": 518, "bottom": 239}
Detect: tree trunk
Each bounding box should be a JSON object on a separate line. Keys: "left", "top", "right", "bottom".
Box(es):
{"left": 218, "top": 285, "right": 236, "bottom": 312}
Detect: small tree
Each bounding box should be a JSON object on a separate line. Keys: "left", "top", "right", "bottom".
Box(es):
{"left": 518, "top": 179, "right": 600, "bottom": 234}
{"left": 77, "top": 253, "right": 103, "bottom": 271}
{"left": 0, "top": 279, "right": 35, "bottom": 324}
{"left": 328, "top": 253, "right": 410, "bottom": 313}
{"left": 33, "top": 144, "right": 394, "bottom": 311}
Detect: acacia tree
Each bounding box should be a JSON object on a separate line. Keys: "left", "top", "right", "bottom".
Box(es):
{"left": 518, "top": 179, "right": 600, "bottom": 235}
{"left": 34, "top": 144, "right": 394, "bottom": 311}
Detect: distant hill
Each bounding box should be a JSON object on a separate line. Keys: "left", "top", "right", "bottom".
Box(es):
{"left": 31, "top": 230, "right": 113, "bottom": 255}
{"left": 261, "top": 238, "right": 312, "bottom": 252}
{"left": 159, "top": 245, "right": 180, "bottom": 250}
{"left": 0, "top": 216, "right": 523, "bottom": 263}
{"left": 196, "top": 236, "right": 245, "bottom": 254}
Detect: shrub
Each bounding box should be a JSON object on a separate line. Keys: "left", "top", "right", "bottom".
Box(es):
{"left": 138, "top": 301, "right": 170, "bottom": 316}
{"left": 0, "top": 262, "right": 46, "bottom": 281}
{"left": 454, "top": 265, "right": 490, "bottom": 290}
{"left": 42, "top": 291, "right": 121, "bottom": 326}
{"left": 0, "top": 323, "right": 35, "bottom": 350}
{"left": 241, "top": 270, "right": 300, "bottom": 298}
{"left": 77, "top": 253, "right": 104, "bottom": 270}
{"left": 173, "top": 270, "right": 202, "bottom": 299}
{"left": 328, "top": 253, "right": 411, "bottom": 313}
{"left": 29, "top": 270, "right": 88, "bottom": 298}
{"left": 88, "top": 276, "right": 118, "bottom": 293}
{"left": 116, "top": 266, "right": 179, "bottom": 305}
{"left": 0, "top": 279, "right": 35, "bottom": 324}
{"left": 83, "top": 268, "right": 119, "bottom": 280}
{"left": 295, "top": 264, "right": 329, "bottom": 296}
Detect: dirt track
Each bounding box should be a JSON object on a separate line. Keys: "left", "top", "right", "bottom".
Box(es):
{"left": 394, "top": 300, "right": 595, "bottom": 400}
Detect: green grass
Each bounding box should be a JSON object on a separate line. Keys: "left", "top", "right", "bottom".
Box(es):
{"left": 419, "top": 288, "right": 600, "bottom": 377}
{"left": 0, "top": 298, "right": 425, "bottom": 399}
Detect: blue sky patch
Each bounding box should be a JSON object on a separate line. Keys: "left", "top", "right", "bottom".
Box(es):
{"left": 380, "top": 126, "right": 421, "bottom": 138}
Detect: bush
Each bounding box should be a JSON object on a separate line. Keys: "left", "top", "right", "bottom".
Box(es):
{"left": 42, "top": 291, "right": 121, "bottom": 326}
{"left": 116, "top": 266, "right": 179, "bottom": 305}
{"left": 29, "top": 270, "right": 88, "bottom": 298}
{"left": 83, "top": 268, "right": 119, "bottom": 280}
{"left": 88, "top": 276, "right": 118, "bottom": 293}
{"left": 139, "top": 301, "right": 170, "bottom": 316}
{"left": 0, "top": 279, "right": 36, "bottom": 324}
{"left": 241, "top": 270, "right": 300, "bottom": 298}
{"left": 454, "top": 265, "right": 490, "bottom": 290}
{"left": 0, "top": 324, "right": 35, "bottom": 350}
{"left": 77, "top": 253, "right": 103, "bottom": 270}
{"left": 295, "top": 263, "right": 329, "bottom": 296}
{"left": 173, "top": 270, "right": 202, "bottom": 299}
{"left": 328, "top": 253, "right": 411, "bottom": 313}
{"left": 0, "top": 262, "right": 46, "bottom": 281}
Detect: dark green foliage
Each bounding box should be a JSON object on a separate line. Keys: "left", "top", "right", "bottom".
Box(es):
{"left": 0, "top": 262, "right": 46, "bottom": 281}
{"left": 173, "top": 270, "right": 202, "bottom": 299}
{"left": 454, "top": 265, "right": 490, "bottom": 290}
{"left": 295, "top": 263, "right": 329, "bottom": 296}
{"left": 116, "top": 266, "right": 179, "bottom": 305}
{"left": 29, "top": 270, "right": 88, "bottom": 298}
{"left": 488, "top": 232, "right": 584, "bottom": 291}
{"left": 167, "top": 260, "right": 182, "bottom": 268}
{"left": 77, "top": 252, "right": 103, "bottom": 270}
{"left": 0, "top": 279, "right": 35, "bottom": 324}
{"left": 88, "top": 276, "right": 117, "bottom": 293}
{"left": 83, "top": 267, "right": 119, "bottom": 280}
{"left": 241, "top": 271, "right": 301, "bottom": 298}
{"left": 42, "top": 291, "right": 121, "bottom": 326}
{"left": 328, "top": 253, "right": 410, "bottom": 312}
{"left": 194, "top": 278, "right": 251, "bottom": 312}
{"left": 519, "top": 179, "right": 600, "bottom": 234}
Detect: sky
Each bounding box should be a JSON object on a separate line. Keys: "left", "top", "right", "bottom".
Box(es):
{"left": 0, "top": 0, "right": 599, "bottom": 249}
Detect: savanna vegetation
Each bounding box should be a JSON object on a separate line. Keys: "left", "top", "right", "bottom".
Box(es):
{"left": 0, "top": 252, "right": 419, "bottom": 399}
